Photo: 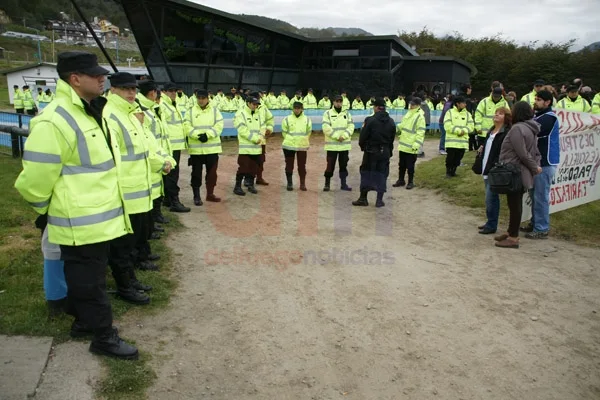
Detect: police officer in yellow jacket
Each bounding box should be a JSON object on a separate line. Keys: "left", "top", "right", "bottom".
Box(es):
{"left": 592, "top": 92, "right": 600, "bottom": 115}
{"left": 443, "top": 96, "right": 474, "bottom": 177}
{"left": 318, "top": 94, "right": 331, "bottom": 110}
{"left": 184, "top": 89, "right": 224, "bottom": 205}
{"left": 23, "top": 85, "right": 36, "bottom": 115}
{"left": 13, "top": 85, "right": 24, "bottom": 113}
{"left": 104, "top": 72, "right": 172, "bottom": 302}
{"left": 322, "top": 95, "right": 354, "bottom": 191}
{"left": 475, "top": 87, "right": 511, "bottom": 147}
{"left": 556, "top": 85, "right": 592, "bottom": 112}
{"left": 136, "top": 81, "right": 173, "bottom": 225}
{"left": 278, "top": 90, "right": 290, "bottom": 110}
{"left": 233, "top": 96, "right": 266, "bottom": 195}
{"left": 521, "top": 79, "right": 545, "bottom": 106}
{"left": 303, "top": 88, "right": 318, "bottom": 109}
{"left": 393, "top": 97, "right": 426, "bottom": 190}
{"left": 160, "top": 83, "right": 190, "bottom": 212}
{"left": 282, "top": 101, "right": 312, "bottom": 191}
{"left": 14, "top": 51, "right": 138, "bottom": 359}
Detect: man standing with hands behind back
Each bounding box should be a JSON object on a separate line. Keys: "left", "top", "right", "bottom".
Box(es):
{"left": 14, "top": 51, "right": 138, "bottom": 359}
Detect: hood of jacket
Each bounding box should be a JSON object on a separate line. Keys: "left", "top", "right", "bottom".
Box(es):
{"left": 518, "top": 119, "right": 541, "bottom": 136}
{"left": 374, "top": 110, "right": 391, "bottom": 123}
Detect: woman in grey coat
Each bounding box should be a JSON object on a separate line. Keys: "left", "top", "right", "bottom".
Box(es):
{"left": 495, "top": 101, "right": 542, "bottom": 249}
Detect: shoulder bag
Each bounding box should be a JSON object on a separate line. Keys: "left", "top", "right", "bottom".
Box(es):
{"left": 488, "top": 162, "right": 522, "bottom": 194}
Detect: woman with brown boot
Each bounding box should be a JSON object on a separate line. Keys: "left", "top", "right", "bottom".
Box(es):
{"left": 494, "top": 101, "right": 542, "bottom": 249}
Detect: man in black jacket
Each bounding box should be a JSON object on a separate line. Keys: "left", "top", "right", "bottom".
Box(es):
{"left": 353, "top": 98, "right": 396, "bottom": 208}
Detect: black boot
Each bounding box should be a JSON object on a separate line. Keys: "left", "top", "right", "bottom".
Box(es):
{"left": 451, "top": 167, "right": 457, "bottom": 177}
{"left": 137, "top": 260, "right": 160, "bottom": 271}
{"left": 247, "top": 176, "right": 258, "bottom": 194}
{"left": 116, "top": 287, "right": 150, "bottom": 305}
{"left": 233, "top": 175, "right": 246, "bottom": 196}
{"left": 393, "top": 168, "right": 406, "bottom": 187}
{"left": 406, "top": 173, "right": 415, "bottom": 190}
{"left": 323, "top": 177, "right": 331, "bottom": 192}
{"left": 70, "top": 320, "right": 93, "bottom": 338}
{"left": 352, "top": 191, "right": 369, "bottom": 206}
{"left": 192, "top": 187, "right": 202, "bottom": 206}
{"left": 162, "top": 197, "right": 171, "bottom": 208}
{"left": 89, "top": 328, "right": 139, "bottom": 360}
{"left": 47, "top": 298, "right": 67, "bottom": 318}
{"left": 131, "top": 280, "right": 153, "bottom": 292}
{"left": 286, "top": 173, "right": 293, "bottom": 191}
{"left": 129, "top": 268, "right": 152, "bottom": 292}
{"left": 445, "top": 167, "right": 452, "bottom": 178}
{"left": 153, "top": 224, "right": 164, "bottom": 232}
{"left": 340, "top": 172, "right": 352, "bottom": 191}
{"left": 154, "top": 205, "right": 169, "bottom": 224}
{"left": 170, "top": 196, "right": 191, "bottom": 213}
{"left": 376, "top": 192, "right": 385, "bottom": 207}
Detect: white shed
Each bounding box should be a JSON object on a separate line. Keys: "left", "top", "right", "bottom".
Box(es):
{"left": 3, "top": 63, "right": 59, "bottom": 104}
{"left": 3, "top": 63, "right": 149, "bottom": 104}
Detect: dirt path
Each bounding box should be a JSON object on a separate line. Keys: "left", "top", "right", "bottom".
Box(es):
{"left": 121, "top": 136, "right": 600, "bottom": 400}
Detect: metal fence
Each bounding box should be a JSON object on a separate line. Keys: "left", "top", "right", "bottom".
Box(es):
{"left": 0, "top": 112, "right": 32, "bottom": 157}
{"left": 0, "top": 109, "right": 442, "bottom": 155}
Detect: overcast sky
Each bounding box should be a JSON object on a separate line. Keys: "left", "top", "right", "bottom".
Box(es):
{"left": 193, "top": 0, "right": 600, "bottom": 51}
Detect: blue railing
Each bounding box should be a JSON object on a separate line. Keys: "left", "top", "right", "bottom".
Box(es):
{"left": 0, "top": 112, "right": 32, "bottom": 155}
{"left": 0, "top": 109, "right": 442, "bottom": 150}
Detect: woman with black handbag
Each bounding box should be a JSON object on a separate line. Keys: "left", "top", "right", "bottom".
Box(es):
{"left": 494, "top": 102, "right": 542, "bottom": 249}
{"left": 474, "top": 107, "right": 511, "bottom": 234}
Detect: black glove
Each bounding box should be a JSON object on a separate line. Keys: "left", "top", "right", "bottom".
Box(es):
{"left": 199, "top": 133, "right": 208, "bottom": 143}
{"left": 34, "top": 213, "right": 48, "bottom": 236}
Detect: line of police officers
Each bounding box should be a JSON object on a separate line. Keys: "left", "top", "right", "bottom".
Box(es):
{"left": 12, "top": 51, "right": 462, "bottom": 360}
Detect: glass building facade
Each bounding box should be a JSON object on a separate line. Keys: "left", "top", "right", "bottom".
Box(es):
{"left": 120, "top": 0, "right": 475, "bottom": 97}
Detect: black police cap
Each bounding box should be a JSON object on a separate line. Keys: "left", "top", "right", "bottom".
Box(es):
{"left": 57, "top": 51, "right": 109, "bottom": 76}
{"left": 163, "top": 82, "right": 178, "bottom": 91}
{"left": 196, "top": 89, "right": 209, "bottom": 98}
{"left": 138, "top": 80, "right": 157, "bottom": 95}
{"left": 109, "top": 72, "right": 137, "bottom": 88}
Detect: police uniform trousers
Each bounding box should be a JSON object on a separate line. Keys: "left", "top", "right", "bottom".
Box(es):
{"left": 60, "top": 241, "right": 113, "bottom": 334}
{"left": 283, "top": 149, "right": 307, "bottom": 177}
{"left": 324, "top": 150, "right": 349, "bottom": 180}
{"left": 398, "top": 151, "right": 417, "bottom": 183}
{"left": 257, "top": 145, "right": 267, "bottom": 180}
{"left": 163, "top": 150, "right": 181, "bottom": 198}
{"left": 108, "top": 213, "right": 146, "bottom": 290}
{"left": 236, "top": 154, "right": 262, "bottom": 178}
{"left": 136, "top": 211, "right": 153, "bottom": 262}
{"left": 359, "top": 147, "right": 391, "bottom": 193}
{"left": 445, "top": 148, "right": 466, "bottom": 170}
{"left": 189, "top": 154, "right": 219, "bottom": 190}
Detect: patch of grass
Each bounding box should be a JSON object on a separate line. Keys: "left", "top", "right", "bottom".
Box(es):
{"left": 418, "top": 152, "right": 600, "bottom": 247}
{"left": 0, "top": 154, "right": 182, "bottom": 399}
{"left": 99, "top": 352, "right": 156, "bottom": 400}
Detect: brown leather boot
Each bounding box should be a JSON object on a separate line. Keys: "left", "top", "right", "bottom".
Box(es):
{"left": 299, "top": 173, "right": 307, "bottom": 191}
{"left": 206, "top": 187, "right": 221, "bottom": 202}
{"left": 256, "top": 165, "right": 269, "bottom": 185}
